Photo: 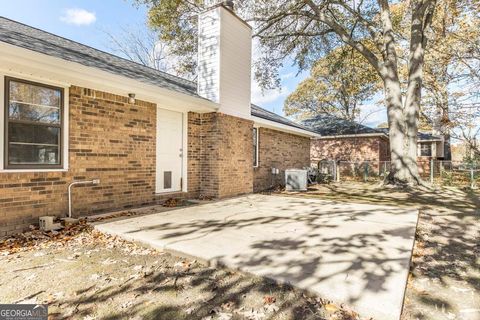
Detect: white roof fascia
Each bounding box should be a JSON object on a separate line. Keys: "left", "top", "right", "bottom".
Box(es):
{"left": 418, "top": 139, "right": 443, "bottom": 142}
{"left": 313, "top": 133, "right": 388, "bottom": 139}
{"left": 0, "top": 42, "right": 219, "bottom": 113}
{"left": 252, "top": 115, "right": 320, "bottom": 138}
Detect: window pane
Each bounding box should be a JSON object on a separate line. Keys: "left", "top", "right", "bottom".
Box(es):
{"left": 9, "top": 123, "right": 60, "bottom": 145}
{"left": 9, "top": 102, "right": 60, "bottom": 124}
{"left": 9, "top": 80, "right": 61, "bottom": 107}
{"left": 420, "top": 143, "right": 432, "bottom": 156}
{"left": 8, "top": 144, "right": 59, "bottom": 165}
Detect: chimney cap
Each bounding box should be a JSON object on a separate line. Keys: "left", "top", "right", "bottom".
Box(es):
{"left": 222, "top": 0, "right": 234, "bottom": 10}
{"left": 205, "top": 0, "right": 234, "bottom": 11}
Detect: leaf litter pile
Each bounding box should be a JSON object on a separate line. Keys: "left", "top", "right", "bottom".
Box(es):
{"left": 0, "top": 221, "right": 363, "bottom": 320}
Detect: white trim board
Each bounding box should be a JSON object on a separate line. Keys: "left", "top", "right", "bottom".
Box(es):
{"left": 253, "top": 126, "right": 259, "bottom": 168}
{"left": 0, "top": 42, "right": 219, "bottom": 114}
{"left": 252, "top": 116, "right": 319, "bottom": 138}
{"left": 313, "top": 133, "right": 388, "bottom": 139}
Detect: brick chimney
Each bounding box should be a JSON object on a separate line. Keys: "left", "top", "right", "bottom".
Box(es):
{"left": 197, "top": 1, "right": 252, "bottom": 119}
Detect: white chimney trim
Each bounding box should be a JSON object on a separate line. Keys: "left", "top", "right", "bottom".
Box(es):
{"left": 197, "top": 4, "right": 252, "bottom": 120}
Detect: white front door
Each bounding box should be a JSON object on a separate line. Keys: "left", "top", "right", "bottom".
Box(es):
{"left": 156, "top": 108, "right": 183, "bottom": 193}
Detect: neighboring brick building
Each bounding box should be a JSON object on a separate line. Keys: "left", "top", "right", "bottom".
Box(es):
{"left": 303, "top": 114, "right": 445, "bottom": 165}
{"left": 311, "top": 136, "right": 390, "bottom": 163}
{"left": 0, "top": 5, "right": 316, "bottom": 235}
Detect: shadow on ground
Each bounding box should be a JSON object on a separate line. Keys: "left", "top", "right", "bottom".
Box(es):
{"left": 278, "top": 183, "right": 480, "bottom": 320}
{"left": 95, "top": 192, "right": 419, "bottom": 320}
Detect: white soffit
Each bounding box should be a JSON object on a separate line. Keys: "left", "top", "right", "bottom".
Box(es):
{"left": 0, "top": 42, "right": 219, "bottom": 113}
{"left": 314, "top": 133, "right": 388, "bottom": 139}
{"left": 253, "top": 116, "right": 319, "bottom": 138}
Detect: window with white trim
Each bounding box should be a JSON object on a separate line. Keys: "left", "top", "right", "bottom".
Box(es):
{"left": 419, "top": 142, "right": 432, "bottom": 157}
{"left": 253, "top": 127, "right": 258, "bottom": 167}
{"left": 4, "top": 77, "right": 64, "bottom": 169}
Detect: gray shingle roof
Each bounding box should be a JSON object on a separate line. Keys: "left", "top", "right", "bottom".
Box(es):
{"left": 302, "top": 114, "right": 385, "bottom": 136}
{"left": 0, "top": 16, "right": 314, "bottom": 134}
{"left": 251, "top": 104, "right": 318, "bottom": 134}
{"left": 304, "top": 115, "right": 444, "bottom": 141}
{"left": 417, "top": 132, "right": 443, "bottom": 141}
{"left": 0, "top": 16, "right": 198, "bottom": 97}
{"left": 377, "top": 128, "right": 442, "bottom": 141}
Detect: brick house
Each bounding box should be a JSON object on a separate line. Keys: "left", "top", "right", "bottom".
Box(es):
{"left": 0, "top": 4, "right": 318, "bottom": 235}
{"left": 304, "top": 114, "right": 446, "bottom": 165}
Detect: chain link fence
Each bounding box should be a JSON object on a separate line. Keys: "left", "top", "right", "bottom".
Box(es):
{"left": 315, "top": 159, "right": 479, "bottom": 188}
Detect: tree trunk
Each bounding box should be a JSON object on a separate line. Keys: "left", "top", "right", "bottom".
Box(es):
{"left": 384, "top": 77, "right": 413, "bottom": 184}
{"left": 402, "top": 0, "right": 436, "bottom": 185}
{"left": 378, "top": 0, "right": 421, "bottom": 184}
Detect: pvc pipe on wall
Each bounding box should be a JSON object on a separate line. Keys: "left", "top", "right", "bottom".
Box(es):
{"left": 68, "top": 179, "right": 100, "bottom": 218}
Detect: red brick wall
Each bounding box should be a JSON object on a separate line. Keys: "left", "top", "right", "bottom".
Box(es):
{"left": 188, "top": 112, "right": 253, "bottom": 198}
{"left": 0, "top": 85, "right": 299, "bottom": 236}
{"left": 253, "top": 127, "right": 311, "bottom": 192}
{"left": 0, "top": 86, "right": 192, "bottom": 236}
{"left": 311, "top": 136, "right": 390, "bottom": 164}
{"left": 187, "top": 112, "right": 202, "bottom": 197}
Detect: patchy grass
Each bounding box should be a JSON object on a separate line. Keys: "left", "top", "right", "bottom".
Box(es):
{"left": 273, "top": 183, "right": 480, "bottom": 320}
{"left": 0, "top": 221, "right": 360, "bottom": 320}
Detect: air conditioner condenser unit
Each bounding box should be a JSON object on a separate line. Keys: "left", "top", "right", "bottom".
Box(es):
{"left": 285, "top": 169, "right": 308, "bottom": 191}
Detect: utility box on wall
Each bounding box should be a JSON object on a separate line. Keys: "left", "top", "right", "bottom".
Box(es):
{"left": 285, "top": 169, "right": 308, "bottom": 191}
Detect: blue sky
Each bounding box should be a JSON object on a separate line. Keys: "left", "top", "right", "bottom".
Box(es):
{"left": 0, "top": 0, "right": 386, "bottom": 125}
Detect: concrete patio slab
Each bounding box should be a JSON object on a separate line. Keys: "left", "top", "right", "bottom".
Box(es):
{"left": 95, "top": 194, "right": 418, "bottom": 320}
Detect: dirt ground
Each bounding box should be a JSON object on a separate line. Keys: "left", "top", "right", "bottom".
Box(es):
{"left": 1, "top": 183, "right": 478, "bottom": 320}
{"left": 0, "top": 220, "right": 359, "bottom": 320}
{"left": 274, "top": 183, "right": 480, "bottom": 320}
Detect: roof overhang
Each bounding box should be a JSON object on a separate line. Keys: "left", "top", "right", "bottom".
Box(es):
{"left": 0, "top": 42, "right": 219, "bottom": 113}
{"left": 418, "top": 138, "right": 443, "bottom": 142}
{"left": 252, "top": 115, "right": 320, "bottom": 138}
{"left": 313, "top": 133, "right": 388, "bottom": 139}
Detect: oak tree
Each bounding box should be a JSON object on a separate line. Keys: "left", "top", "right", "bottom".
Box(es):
{"left": 137, "top": 0, "right": 438, "bottom": 185}
{"left": 284, "top": 46, "right": 381, "bottom": 121}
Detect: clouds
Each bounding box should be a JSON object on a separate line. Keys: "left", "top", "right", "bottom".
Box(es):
{"left": 60, "top": 8, "right": 96, "bottom": 26}
{"left": 358, "top": 102, "right": 387, "bottom": 127}
{"left": 251, "top": 81, "right": 289, "bottom": 106}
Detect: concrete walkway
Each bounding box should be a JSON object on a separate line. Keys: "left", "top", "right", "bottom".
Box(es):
{"left": 95, "top": 194, "right": 418, "bottom": 320}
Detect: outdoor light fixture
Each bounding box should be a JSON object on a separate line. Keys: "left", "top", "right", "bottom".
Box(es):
{"left": 128, "top": 93, "right": 136, "bottom": 104}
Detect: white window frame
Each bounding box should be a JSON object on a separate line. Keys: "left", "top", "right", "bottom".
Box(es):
{"left": 419, "top": 142, "right": 432, "bottom": 157}
{"left": 0, "top": 74, "right": 69, "bottom": 172}
{"left": 253, "top": 126, "right": 259, "bottom": 168}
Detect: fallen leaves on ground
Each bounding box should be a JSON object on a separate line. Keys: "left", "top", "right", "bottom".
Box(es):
{"left": 198, "top": 194, "right": 214, "bottom": 201}
{"left": 163, "top": 198, "right": 181, "bottom": 207}
{"left": 0, "top": 221, "right": 92, "bottom": 255}
{"left": 263, "top": 295, "right": 276, "bottom": 305}
{"left": 322, "top": 301, "right": 361, "bottom": 320}
{"left": 174, "top": 259, "right": 196, "bottom": 271}
{"left": 0, "top": 220, "right": 158, "bottom": 257}
{"left": 85, "top": 210, "right": 143, "bottom": 222}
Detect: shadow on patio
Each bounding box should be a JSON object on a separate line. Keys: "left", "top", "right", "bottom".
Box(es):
{"left": 96, "top": 193, "right": 419, "bottom": 320}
